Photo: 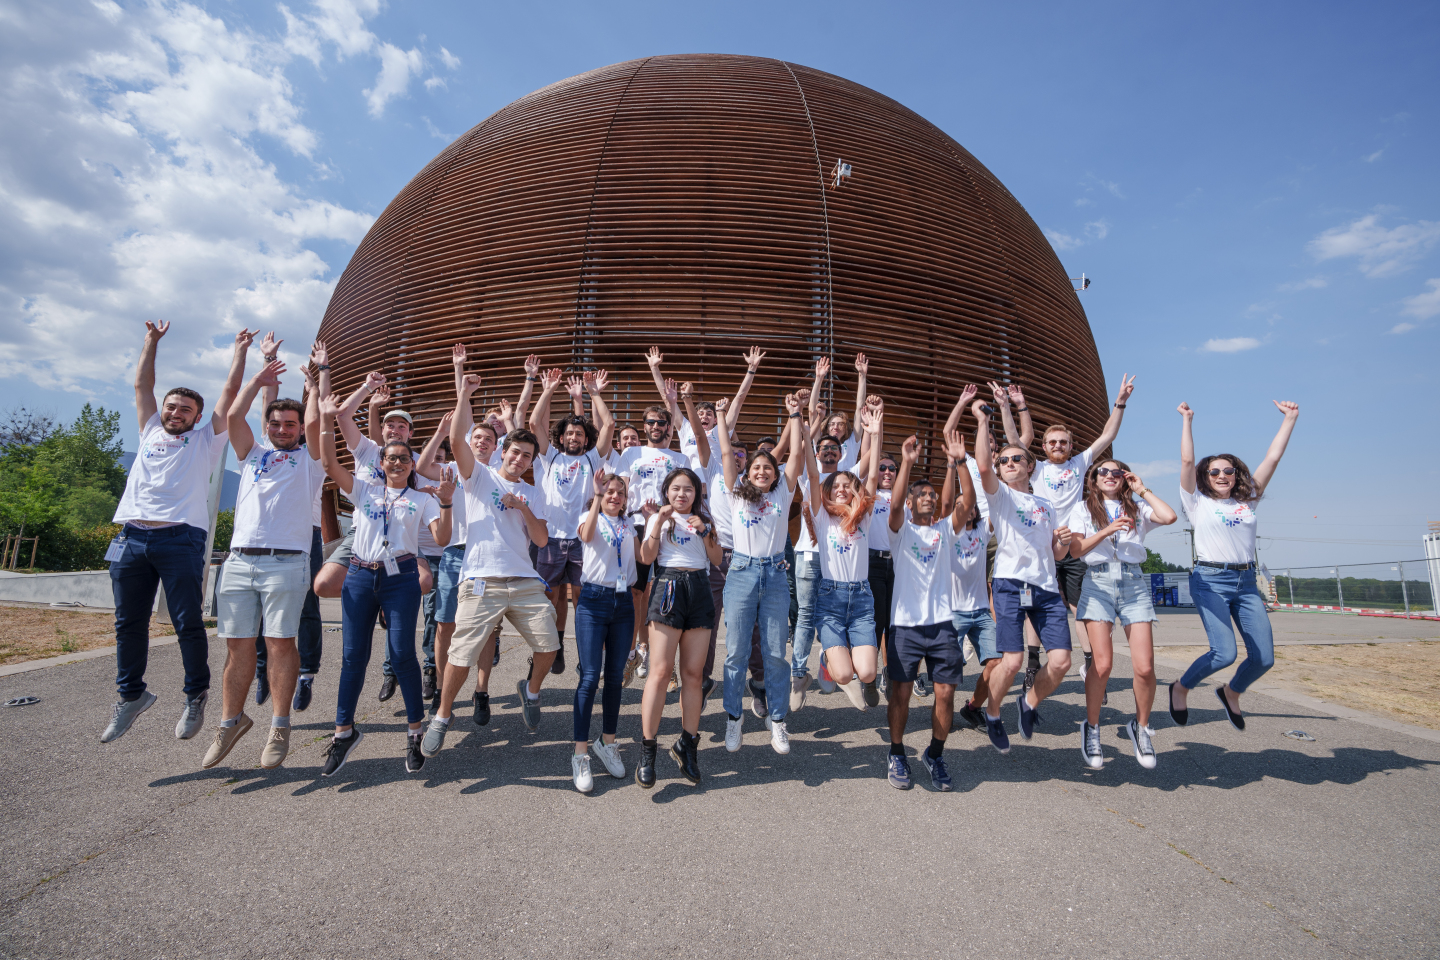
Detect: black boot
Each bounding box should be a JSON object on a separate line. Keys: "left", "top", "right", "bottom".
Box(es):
{"left": 636, "top": 739, "right": 658, "bottom": 789}
{"left": 550, "top": 641, "right": 565, "bottom": 675}
{"left": 421, "top": 666, "right": 437, "bottom": 701}
{"left": 671, "top": 730, "right": 702, "bottom": 786}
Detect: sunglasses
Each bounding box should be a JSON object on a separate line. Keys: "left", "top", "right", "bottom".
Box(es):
{"left": 1044, "top": 439, "right": 1070, "bottom": 447}
{"left": 382, "top": 455, "right": 412, "bottom": 464}
{"left": 1208, "top": 467, "right": 1236, "bottom": 477}
{"left": 1096, "top": 467, "right": 1126, "bottom": 478}
{"left": 644, "top": 418, "right": 670, "bottom": 427}
{"left": 877, "top": 464, "right": 898, "bottom": 473}
{"left": 995, "top": 455, "right": 1028, "bottom": 466}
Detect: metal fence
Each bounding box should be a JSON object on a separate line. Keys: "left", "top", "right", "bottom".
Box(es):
{"left": 1268, "top": 559, "right": 1435, "bottom": 615}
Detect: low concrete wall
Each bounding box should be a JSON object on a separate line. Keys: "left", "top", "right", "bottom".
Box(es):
{"left": 0, "top": 570, "right": 115, "bottom": 608}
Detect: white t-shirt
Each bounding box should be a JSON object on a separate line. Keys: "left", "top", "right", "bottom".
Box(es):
{"left": 231, "top": 444, "right": 326, "bottom": 552}
{"left": 950, "top": 523, "right": 990, "bottom": 612}
{"left": 679, "top": 417, "right": 720, "bottom": 474}
{"left": 1030, "top": 449, "right": 1094, "bottom": 519}
{"left": 645, "top": 512, "right": 710, "bottom": 570}
{"left": 986, "top": 483, "right": 1059, "bottom": 594}
{"left": 459, "top": 464, "right": 545, "bottom": 580}
{"left": 348, "top": 479, "right": 441, "bottom": 563}
{"left": 538, "top": 447, "right": 604, "bottom": 539}
{"left": 1069, "top": 499, "right": 1159, "bottom": 565}
{"left": 968, "top": 458, "right": 989, "bottom": 522}
{"left": 349, "top": 435, "right": 388, "bottom": 487}
{"left": 256, "top": 434, "right": 324, "bottom": 527}
{"left": 583, "top": 512, "right": 637, "bottom": 588}
{"left": 888, "top": 517, "right": 957, "bottom": 627}
{"left": 871, "top": 488, "right": 893, "bottom": 533}
{"left": 795, "top": 472, "right": 835, "bottom": 554}
{"left": 834, "top": 433, "right": 861, "bottom": 473}
{"left": 114, "top": 413, "right": 228, "bottom": 530}
{"left": 1179, "top": 486, "right": 1258, "bottom": 565}
{"left": 617, "top": 445, "right": 687, "bottom": 515}
{"left": 814, "top": 507, "right": 871, "bottom": 582}
{"left": 730, "top": 477, "right": 794, "bottom": 559}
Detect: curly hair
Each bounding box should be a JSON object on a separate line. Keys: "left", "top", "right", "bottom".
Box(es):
{"left": 1082, "top": 458, "right": 1138, "bottom": 532}
{"left": 1196, "top": 453, "right": 1259, "bottom": 504}
{"left": 549, "top": 415, "right": 598, "bottom": 451}
{"left": 732, "top": 450, "right": 781, "bottom": 504}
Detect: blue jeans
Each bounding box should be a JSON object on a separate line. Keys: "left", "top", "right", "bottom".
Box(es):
{"left": 951, "top": 608, "right": 998, "bottom": 663}
{"left": 255, "top": 526, "right": 325, "bottom": 674}
{"left": 337, "top": 558, "right": 424, "bottom": 727}
{"left": 815, "top": 578, "right": 877, "bottom": 651}
{"left": 383, "top": 553, "right": 440, "bottom": 676}
{"left": 109, "top": 523, "right": 210, "bottom": 700}
{"left": 435, "top": 544, "right": 465, "bottom": 623}
{"left": 723, "top": 551, "right": 792, "bottom": 722}
{"left": 573, "top": 583, "right": 634, "bottom": 742}
{"left": 790, "top": 551, "right": 821, "bottom": 677}
{"left": 1180, "top": 566, "right": 1275, "bottom": 694}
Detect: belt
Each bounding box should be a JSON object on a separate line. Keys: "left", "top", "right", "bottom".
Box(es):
{"left": 350, "top": 553, "right": 416, "bottom": 570}
{"left": 233, "top": 547, "right": 305, "bottom": 556}
{"left": 1196, "top": 560, "right": 1255, "bottom": 571}
{"left": 655, "top": 567, "right": 706, "bottom": 580}
{"left": 869, "top": 549, "right": 892, "bottom": 559}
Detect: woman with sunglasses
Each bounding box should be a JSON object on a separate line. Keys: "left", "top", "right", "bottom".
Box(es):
{"left": 316, "top": 395, "right": 452, "bottom": 776}
{"left": 636, "top": 466, "right": 723, "bottom": 787}
{"left": 1068, "top": 461, "right": 1177, "bottom": 769}
{"left": 1169, "top": 401, "right": 1299, "bottom": 731}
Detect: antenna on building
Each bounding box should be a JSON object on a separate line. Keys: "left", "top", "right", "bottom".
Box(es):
{"left": 1071, "top": 273, "right": 1090, "bottom": 292}
{"left": 830, "top": 159, "right": 853, "bottom": 190}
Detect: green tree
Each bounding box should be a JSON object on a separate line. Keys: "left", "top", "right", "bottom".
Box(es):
{"left": 1142, "top": 548, "right": 1188, "bottom": 574}
{"left": 34, "top": 404, "right": 127, "bottom": 497}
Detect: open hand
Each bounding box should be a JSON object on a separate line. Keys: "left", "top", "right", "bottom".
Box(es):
{"left": 901, "top": 435, "right": 920, "bottom": 464}
{"left": 259, "top": 330, "right": 282, "bottom": 359}
{"left": 942, "top": 427, "right": 966, "bottom": 461}
{"left": 451, "top": 343, "right": 466, "bottom": 365}
{"left": 311, "top": 339, "right": 328, "bottom": 368}
{"left": 743, "top": 346, "right": 765, "bottom": 371}
{"left": 144, "top": 319, "right": 170, "bottom": 342}
{"left": 523, "top": 354, "right": 541, "bottom": 377}
{"left": 854, "top": 353, "right": 868, "bottom": 375}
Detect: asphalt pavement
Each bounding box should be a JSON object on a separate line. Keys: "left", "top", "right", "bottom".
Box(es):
{"left": 1, "top": 613, "right": 1437, "bottom": 959}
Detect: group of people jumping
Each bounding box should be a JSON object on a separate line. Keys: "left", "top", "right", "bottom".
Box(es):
{"left": 100, "top": 322, "right": 1300, "bottom": 793}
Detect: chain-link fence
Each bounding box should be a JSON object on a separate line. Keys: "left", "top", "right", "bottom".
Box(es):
{"left": 1269, "top": 559, "right": 1435, "bottom": 615}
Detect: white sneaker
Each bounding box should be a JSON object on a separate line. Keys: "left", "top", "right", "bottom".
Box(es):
{"left": 590, "top": 737, "right": 625, "bottom": 778}
{"left": 725, "top": 715, "right": 743, "bottom": 752}
{"left": 636, "top": 645, "right": 650, "bottom": 679}
{"left": 766, "top": 718, "right": 791, "bottom": 755}
{"left": 1080, "top": 721, "right": 1103, "bottom": 769}
{"left": 571, "top": 753, "right": 594, "bottom": 793}
{"left": 1078, "top": 658, "right": 1090, "bottom": 683}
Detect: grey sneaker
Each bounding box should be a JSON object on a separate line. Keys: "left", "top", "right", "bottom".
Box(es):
{"left": 591, "top": 737, "right": 625, "bottom": 778}
{"left": 516, "top": 679, "right": 541, "bottom": 732}
{"left": 420, "top": 718, "right": 449, "bottom": 757}
{"left": 100, "top": 691, "right": 157, "bottom": 743}
{"left": 175, "top": 691, "right": 208, "bottom": 740}
{"left": 201, "top": 713, "right": 254, "bottom": 768}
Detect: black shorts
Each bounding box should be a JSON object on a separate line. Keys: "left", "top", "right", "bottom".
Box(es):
{"left": 647, "top": 568, "right": 715, "bottom": 631}
{"left": 634, "top": 560, "right": 653, "bottom": 593}
{"left": 1057, "top": 555, "right": 1087, "bottom": 608}
{"left": 887, "top": 622, "right": 963, "bottom": 686}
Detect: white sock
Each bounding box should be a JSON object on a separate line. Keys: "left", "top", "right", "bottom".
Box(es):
{"left": 221, "top": 714, "right": 241, "bottom": 728}
{"left": 435, "top": 715, "right": 451, "bottom": 727}
{"left": 525, "top": 687, "right": 540, "bottom": 702}
{"left": 271, "top": 716, "right": 290, "bottom": 728}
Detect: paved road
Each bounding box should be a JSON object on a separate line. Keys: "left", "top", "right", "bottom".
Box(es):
{"left": 2, "top": 614, "right": 1437, "bottom": 959}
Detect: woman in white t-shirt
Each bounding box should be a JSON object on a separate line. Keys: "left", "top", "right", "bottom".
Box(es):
{"left": 1068, "top": 461, "right": 1177, "bottom": 770}
{"left": 717, "top": 393, "right": 805, "bottom": 756}
{"left": 1170, "top": 401, "right": 1299, "bottom": 733}
{"left": 317, "top": 396, "right": 452, "bottom": 778}
{"left": 636, "top": 467, "right": 723, "bottom": 788}
{"left": 800, "top": 405, "right": 884, "bottom": 711}
{"left": 569, "top": 472, "right": 636, "bottom": 792}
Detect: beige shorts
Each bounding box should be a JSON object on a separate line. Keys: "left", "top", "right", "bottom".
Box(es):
{"left": 449, "top": 577, "right": 559, "bottom": 667}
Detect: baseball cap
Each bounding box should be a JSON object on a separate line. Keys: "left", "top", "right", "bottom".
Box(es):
{"left": 382, "top": 409, "right": 412, "bottom": 424}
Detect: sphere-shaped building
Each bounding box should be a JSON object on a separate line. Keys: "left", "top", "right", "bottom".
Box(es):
{"left": 318, "top": 53, "right": 1107, "bottom": 469}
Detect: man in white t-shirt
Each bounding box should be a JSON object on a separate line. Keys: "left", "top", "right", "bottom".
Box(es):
{"left": 528, "top": 367, "right": 614, "bottom": 675}
{"left": 102, "top": 322, "right": 248, "bottom": 745}
{"left": 201, "top": 351, "right": 325, "bottom": 771}
{"left": 423, "top": 370, "right": 558, "bottom": 757}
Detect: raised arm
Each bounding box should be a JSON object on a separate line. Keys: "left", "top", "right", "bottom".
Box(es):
{"left": 680, "top": 382, "right": 711, "bottom": 467}
{"left": 528, "top": 367, "right": 563, "bottom": 456}
{"left": 851, "top": 353, "right": 868, "bottom": 443}
{"left": 511, "top": 354, "right": 540, "bottom": 431}
{"left": 307, "top": 339, "right": 329, "bottom": 454}
{"left": 366, "top": 383, "right": 390, "bottom": 444}
{"left": 1087, "top": 374, "right": 1136, "bottom": 457}
{"left": 565, "top": 375, "right": 585, "bottom": 418}
{"left": 987, "top": 381, "right": 1020, "bottom": 447}
{"left": 717, "top": 402, "right": 739, "bottom": 491}
{"left": 316, "top": 393, "right": 353, "bottom": 495}
{"left": 1007, "top": 384, "right": 1034, "bottom": 448}
{"left": 1251, "top": 401, "right": 1300, "bottom": 497}
{"left": 800, "top": 395, "right": 823, "bottom": 507}
{"left": 724, "top": 347, "right": 765, "bottom": 431}
{"left": 213, "top": 327, "right": 255, "bottom": 434}
{"left": 338, "top": 371, "right": 383, "bottom": 451}
{"left": 859, "top": 403, "right": 883, "bottom": 493}
{"left": 889, "top": 436, "right": 919, "bottom": 533}
{"left": 585, "top": 369, "right": 614, "bottom": 459}
{"left": 644, "top": 347, "right": 682, "bottom": 425}
{"left": 1128, "top": 471, "right": 1178, "bottom": 526}
{"left": 577, "top": 471, "right": 607, "bottom": 544}
{"left": 133, "top": 320, "right": 167, "bottom": 430}
{"left": 782, "top": 392, "right": 806, "bottom": 486}
{"left": 942, "top": 384, "right": 979, "bottom": 435}
{"left": 227, "top": 359, "right": 284, "bottom": 462}
{"left": 1178, "top": 402, "right": 1196, "bottom": 494}
{"left": 945, "top": 429, "right": 976, "bottom": 533}
{"left": 258, "top": 331, "right": 283, "bottom": 411}
{"left": 972, "top": 400, "right": 999, "bottom": 496}
{"left": 450, "top": 374, "right": 482, "bottom": 481}
{"left": 414, "top": 411, "right": 453, "bottom": 482}
{"left": 807, "top": 356, "right": 829, "bottom": 441}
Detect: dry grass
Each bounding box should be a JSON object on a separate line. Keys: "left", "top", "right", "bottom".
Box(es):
{"left": 0, "top": 606, "right": 175, "bottom": 666}
{"left": 1162, "top": 641, "right": 1440, "bottom": 731}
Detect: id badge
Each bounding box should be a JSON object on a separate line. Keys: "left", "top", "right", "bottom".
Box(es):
{"left": 1020, "top": 583, "right": 1033, "bottom": 608}
{"left": 472, "top": 578, "right": 486, "bottom": 597}
{"left": 104, "top": 538, "right": 126, "bottom": 563}
{"left": 383, "top": 557, "right": 400, "bottom": 576}
{"left": 615, "top": 575, "right": 626, "bottom": 594}
{"left": 1108, "top": 560, "right": 1122, "bottom": 578}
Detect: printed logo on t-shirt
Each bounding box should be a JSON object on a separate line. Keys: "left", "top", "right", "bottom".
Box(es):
{"left": 490, "top": 488, "right": 529, "bottom": 512}
{"left": 361, "top": 493, "right": 421, "bottom": 520}
{"left": 667, "top": 522, "right": 695, "bottom": 546}
{"left": 955, "top": 530, "right": 984, "bottom": 561}
{"left": 1038, "top": 466, "right": 1079, "bottom": 495}
{"left": 633, "top": 460, "right": 668, "bottom": 481}
{"left": 249, "top": 448, "right": 303, "bottom": 480}
{"left": 1015, "top": 500, "right": 1051, "bottom": 528}
{"left": 827, "top": 524, "right": 862, "bottom": 555}
{"left": 142, "top": 433, "right": 191, "bottom": 460}
{"left": 550, "top": 458, "right": 588, "bottom": 487}
{"left": 908, "top": 526, "right": 941, "bottom": 565}
{"left": 598, "top": 517, "right": 630, "bottom": 549}
{"left": 358, "top": 459, "right": 386, "bottom": 486}
{"left": 1213, "top": 502, "right": 1253, "bottom": 528}
{"left": 737, "top": 497, "right": 778, "bottom": 529}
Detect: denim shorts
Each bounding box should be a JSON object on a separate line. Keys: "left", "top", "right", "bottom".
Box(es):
{"left": 647, "top": 567, "right": 715, "bottom": 631}
{"left": 1075, "top": 562, "right": 1157, "bottom": 626}
{"left": 217, "top": 551, "right": 310, "bottom": 639}
{"left": 951, "top": 608, "right": 997, "bottom": 663}
{"left": 815, "top": 578, "right": 877, "bottom": 651}
{"left": 992, "top": 577, "right": 1071, "bottom": 653}
{"left": 434, "top": 544, "right": 465, "bottom": 623}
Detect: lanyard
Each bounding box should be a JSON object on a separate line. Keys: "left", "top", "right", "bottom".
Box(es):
{"left": 252, "top": 449, "right": 275, "bottom": 482}
{"left": 380, "top": 486, "right": 401, "bottom": 551}
{"left": 601, "top": 513, "right": 625, "bottom": 568}
{"left": 1105, "top": 500, "right": 1124, "bottom": 553}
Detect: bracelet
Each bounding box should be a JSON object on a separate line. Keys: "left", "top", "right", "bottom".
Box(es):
{"left": 526, "top": 376, "right": 537, "bottom": 381}
{"left": 263, "top": 355, "right": 277, "bottom": 363}
{"left": 1014, "top": 406, "right": 1028, "bottom": 412}
{"left": 316, "top": 364, "right": 330, "bottom": 371}
{"left": 439, "top": 502, "right": 452, "bottom": 508}
{"left": 1114, "top": 403, "right": 1126, "bottom": 409}
{"left": 788, "top": 412, "right": 801, "bottom": 419}
{"left": 319, "top": 431, "right": 333, "bottom": 435}
{"left": 1141, "top": 488, "right": 1151, "bottom": 496}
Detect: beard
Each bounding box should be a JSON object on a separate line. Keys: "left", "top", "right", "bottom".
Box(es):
{"left": 162, "top": 418, "right": 197, "bottom": 436}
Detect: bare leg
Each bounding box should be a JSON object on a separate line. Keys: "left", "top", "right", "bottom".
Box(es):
{"left": 1125, "top": 621, "right": 1156, "bottom": 727}
{"left": 1025, "top": 648, "right": 1072, "bottom": 708}
{"left": 1081, "top": 620, "right": 1113, "bottom": 724}
{"left": 527, "top": 650, "right": 558, "bottom": 695}
{"left": 641, "top": 623, "right": 682, "bottom": 739}
{"left": 971, "top": 658, "right": 997, "bottom": 711}
{"left": 676, "top": 627, "right": 708, "bottom": 734}
{"left": 931, "top": 683, "right": 956, "bottom": 740}
{"left": 826, "top": 645, "right": 856, "bottom": 684}
{"left": 436, "top": 662, "right": 473, "bottom": 721}
{"left": 221, "top": 636, "right": 258, "bottom": 719}
{"left": 435, "top": 621, "right": 455, "bottom": 674}
{"left": 887, "top": 680, "right": 914, "bottom": 742}
{"left": 263, "top": 636, "right": 299, "bottom": 719}
{"left": 313, "top": 561, "right": 346, "bottom": 599}
{"left": 986, "top": 652, "right": 1023, "bottom": 718}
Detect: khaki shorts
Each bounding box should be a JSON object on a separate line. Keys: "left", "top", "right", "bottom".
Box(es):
{"left": 449, "top": 577, "right": 559, "bottom": 666}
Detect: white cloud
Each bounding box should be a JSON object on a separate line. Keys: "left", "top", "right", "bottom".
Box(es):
{"left": 1044, "top": 228, "right": 1083, "bottom": 251}
{"left": 1307, "top": 214, "right": 1440, "bottom": 278}
{"left": 1200, "top": 337, "right": 1262, "bottom": 353}
{"left": 1389, "top": 323, "right": 1417, "bottom": 335}
{"left": 1044, "top": 219, "right": 1109, "bottom": 253}
{"left": 0, "top": 1, "right": 374, "bottom": 401}
{"left": 365, "top": 41, "right": 423, "bottom": 116}
{"left": 439, "top": 46, "right": 461, "bottom": 69}
{"left": 1073, "top": 197, "right": 1094, "bottom": 208}
{"left": 1363, "top": 149, "right": 1384, "bottom": 163}
{"left": 1401, "top": 278, "right": 1440, "bottom": 320}
{"left": 1124, "top": 459, "right": 1181, "bottom": 479}
{"left": 424, "top": 76, "right": 446, "bottom": 91}
{"left": 1277, "top": 276, "right": 1327, "bottom": 292}
{"left": 1085, "top": 219, "right": 1109, "bottom": 241}
{"left": 282, "top": 0, "right": 425, "bottom": 118}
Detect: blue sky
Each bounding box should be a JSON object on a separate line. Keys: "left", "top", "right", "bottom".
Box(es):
{"left": 2, "top": 0, "right": 1436, "bottom": 571}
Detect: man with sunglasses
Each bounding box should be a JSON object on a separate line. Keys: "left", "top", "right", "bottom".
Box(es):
{"left": 1030, "top": 374, "right": 1136, "bottom": 688}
